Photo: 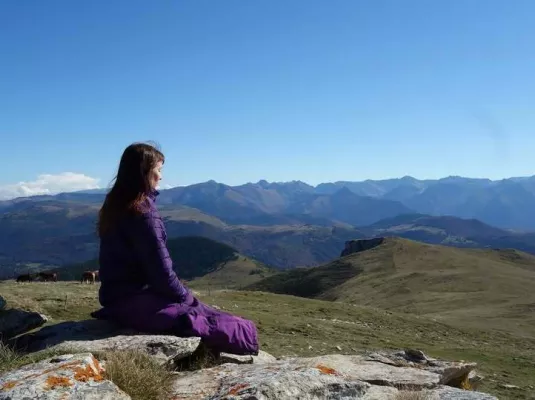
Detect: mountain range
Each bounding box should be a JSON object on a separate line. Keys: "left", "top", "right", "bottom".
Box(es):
{"left": 2, "top": 175, "right": 535, "bottom": 279}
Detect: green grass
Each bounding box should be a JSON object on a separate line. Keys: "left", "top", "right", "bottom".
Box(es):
{"left": 1, "top": 281, "right": 535, "bottom": 398}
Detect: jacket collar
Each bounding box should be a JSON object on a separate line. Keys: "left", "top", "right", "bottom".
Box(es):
{"left": 148, "top": 190, "right": 160, "bottom": 201}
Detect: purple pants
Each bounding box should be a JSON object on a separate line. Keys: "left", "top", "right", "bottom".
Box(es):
{"left": 92, "top": 291, "right": 259, "bottom": 355}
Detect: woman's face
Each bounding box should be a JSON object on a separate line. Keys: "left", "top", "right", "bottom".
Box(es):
{"left": 150, "top": 161, "right": 163, "bottom": 190}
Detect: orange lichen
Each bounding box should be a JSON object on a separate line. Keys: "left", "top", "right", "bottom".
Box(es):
{"left": 228, "top": 383, "right": 249, "bottom": 395}
{"left": 91, "top": 356, "right": 104, "bottom": 372}
{"left": 73, "top": 364, "right": 104, "bottom": 383}
{"left": 315, "top": 364, "right": 339, "bottom": 375}
{"left": 42, "top": 361, "right": 81, "bottom": 376}
{"left": 2, "top": 381, "right": 18, "bottom": 390}
{"left": 45, "top": 375, "right": 73, "bottom": 390}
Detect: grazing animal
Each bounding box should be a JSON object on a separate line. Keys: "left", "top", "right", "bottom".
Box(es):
{"left": 81, "top": 271, "right": 97, "bottom": 284}
{"left": 38, "top": 271, "right": 57, "bottom": 282}
{"left": 16, "top": 273, "right": 34, "bottom": 283}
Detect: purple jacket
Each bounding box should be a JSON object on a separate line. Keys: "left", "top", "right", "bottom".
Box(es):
{"left": 98, "top": 191, "right": 189, "bottom": 307}
{"left": 95, "top": 190, "right": 259, "bottom": 355}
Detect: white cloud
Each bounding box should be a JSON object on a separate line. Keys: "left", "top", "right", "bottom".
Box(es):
{"left": 0, "top": 172, "right": 101, "bottom": 200}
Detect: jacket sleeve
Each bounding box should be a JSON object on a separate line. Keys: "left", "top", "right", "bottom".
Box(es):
{"left": 127, "top": 212, "right": 189, "bottom": 302}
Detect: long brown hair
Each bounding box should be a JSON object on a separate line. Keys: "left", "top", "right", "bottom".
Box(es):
{"left": 97, "top": 142, "right": 164, "bottom": 237}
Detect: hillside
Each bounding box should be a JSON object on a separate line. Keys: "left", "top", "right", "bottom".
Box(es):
{"left": 56, "top": 236, "right": 275, "bottom": 289}
{"left": 0, "top": 199, "right": 365, "bottom": 278}
{"left": 1, "top": 282, "right": 535, "bottom": 398}
{"left": 249, "top": 237, "right": 535, "bottom": 337}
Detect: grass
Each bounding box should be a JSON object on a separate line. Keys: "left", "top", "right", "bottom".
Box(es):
{"left": 0, "top": 342, "right": 22, "bottom": 373}
{"left": 103, "top": 350, "right": 175, "bottom": 400}
{"left": 248, "top": 237, "right": 535, "bottom": 338}
{"left": 1, "top": 281, "right": 535, "bottom": 399}
{"left": 0, "top": 341, "right": 84, "bottom": 375}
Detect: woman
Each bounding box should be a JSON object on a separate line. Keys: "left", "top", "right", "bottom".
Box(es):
{"left": 91, "top": 142, "right": 259, "bottom": 356}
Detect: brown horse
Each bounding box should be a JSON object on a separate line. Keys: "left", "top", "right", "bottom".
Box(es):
{"left": 81, "top": 270, "right": 98, "bottom": 284}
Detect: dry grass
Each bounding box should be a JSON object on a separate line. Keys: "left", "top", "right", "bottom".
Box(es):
{"left": 0, "top": 342, "right": 82, "bottom": 374}
{"left": 102, "top": 350, "right": 175, "bottom": 400}
{"left": 0, "top": 342, "right": 22, "bottom": 373}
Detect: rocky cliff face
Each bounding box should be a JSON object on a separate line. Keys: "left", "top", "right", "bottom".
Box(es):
{"left": 341, "top": 237, "right": 385, "bottom": 257}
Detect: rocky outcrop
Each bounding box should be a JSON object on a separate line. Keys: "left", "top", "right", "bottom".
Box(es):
{"left": 0, "top": 308, "right": 48, "bottom": 341}
{"left": 170, "top": 351, "right": 497, "bottom": 399}
{"left": 341, "top": 237, "right": 385, "bottom": 257}
{"left": 365, "top": 349, "right": 477, "bottom": 387}
{"left": 0, "top": 346, "right": 498, "bottom": 400}
{"left": 13, "top": 319, "right": 201, "bottom": 367}
{"left": 0, "top": 296, "right": 6, "bottom": 311}
{"left": 219, "top": 350, "right": 277, "bottom": 365}
{"left": 0, "top": 352, "right": 130, "bottom": 400}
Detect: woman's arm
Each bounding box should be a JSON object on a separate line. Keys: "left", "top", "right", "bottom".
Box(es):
{"left": 127, "top": 212, "right": 189, "bottom": 302}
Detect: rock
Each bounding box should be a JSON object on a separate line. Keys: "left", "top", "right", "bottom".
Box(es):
{"left": 13, "top": 319, "right": 201, "bottom": 366}
{"left": 405, "top": 348, "right": 429, "bottom": 361}
{"left": 219, "top": 350, "right": 276, "bottom": 365}
{"left": 13, "top": 319, "right": 129, "bottom": 351}
{"left": 0, "top": 309, "right": 48, "bottom": 341}
{"left": 341, "top": 237, "right": 385, "bottom": 257}
{"left": 467, "top": 370, "right": 484, "bottom": 390}
{"left": 366, "top": 350, "right": 477, "bottom": 387}
{"left": 0, "top": 296, "right": 6, "bottom": 311}
{"left": 170, "top": 354, "right": 497, "bottom": 399}
{"left": 173, "top": 355, "right": 448, "bottom": 399}
{"left": 431, "top": 386, "right": 498, "bottom": 399}
{"left": 0, "top": 352, "right": 130, "bottom": 399}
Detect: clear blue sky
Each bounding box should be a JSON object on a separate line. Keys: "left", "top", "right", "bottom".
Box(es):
{"left": 1, "top": 0, "right": 534, "bottom": 196}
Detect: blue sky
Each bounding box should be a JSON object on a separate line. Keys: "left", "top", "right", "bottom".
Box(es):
{"left": 1, "top": 0, "right": 534, "bottom": 198}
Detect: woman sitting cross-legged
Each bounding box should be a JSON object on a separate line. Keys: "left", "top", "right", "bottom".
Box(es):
{"left": 91, "top": 142, "right": 259, "bottom": 356}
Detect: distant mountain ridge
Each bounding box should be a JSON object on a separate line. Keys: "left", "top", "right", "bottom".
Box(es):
{"left": 3, "top": 174, "right": 535, "bottom": 279}
{"left": 2, "top": 174, "right": 535, "bottom": 229}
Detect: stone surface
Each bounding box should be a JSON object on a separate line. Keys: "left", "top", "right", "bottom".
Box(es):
{"left": 0, "top": 347, "right": 498, "bottom": 400}
{"left": 365, "top": 349, "right": 477, "bottom": 386}
{"left": 0, "top": 309, "right": 48, "bottom": 341}
{"left": 170, "top": 354, "right": 497, "bottom": 399}
{"left": 432, "top": 386, "right": 498, "bottom": 399}
{"left": 0, "top": 352, "right": 130, "bottom": 399}
{"left": 219, "top": 350, "right": 277, "bottom": 365}
{"left": 13, "top": 319, "right": 201, "bottom": 366}
{"left": 340, "top": 237, "right": 385, "bottom": 257}
{"left": 0, "top": 296, "right": 6, "bottom": 312}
